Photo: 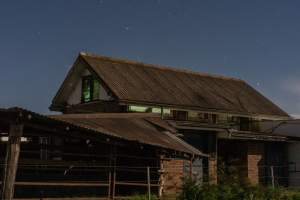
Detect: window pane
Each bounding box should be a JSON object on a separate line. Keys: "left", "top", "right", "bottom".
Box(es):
{"left": 128, "top": 105, "right": 148, "bottom": 112}
{"left": 218, "top": 114, "right": 228, "bottom": 123}
{"left": 173, "top": 110, "right": 188, "bottom": 121}
{"left": 162, "top": 108, "right": 171, "bottom": 118}
{"left": 93, "top": 79, "right": 100, "bottom": 100}
{"left": 163, "top": 108, "right": 171, "bottom": 115}
{"left": 82, "top": 78, "right": 91, "bottom": 102}
{"left": 152, "top": 107, "right": 162, "bottom": 114}
{"left": 187, "top": 111, "right": 210, "bottom": 122}
{"left": 188, "top": 111, "right": 198, "bottom": 121}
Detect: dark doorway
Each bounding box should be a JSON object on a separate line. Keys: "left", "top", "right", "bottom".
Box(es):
{"left": 217, "top": 140, "right": 248, "bottom": 182}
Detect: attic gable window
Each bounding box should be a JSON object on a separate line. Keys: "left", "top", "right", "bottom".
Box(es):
{"left": 81, "top": 75, "right": 100, "bottom": 103}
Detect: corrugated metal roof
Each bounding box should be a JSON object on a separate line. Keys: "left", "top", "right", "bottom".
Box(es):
{"left": 77, "top": 53, "right": 289, "bottom": 117}
{"left": 50, "top": 113, "right": 205, "bottom": 156}
{"left": 259, "top": 120, "right": 300, "bottom": 138}
{"left": 0, "top": 107, "right": 205, "bottom": 156}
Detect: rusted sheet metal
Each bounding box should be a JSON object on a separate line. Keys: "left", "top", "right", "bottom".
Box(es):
{"left": 77, "top": 53, "right": 288, "bottom": 117}
{"left": 259, "top": 119, "right": 300, "bottom": 138}
{"left": 0, "top": 108, "right": 205, "bottom": 156}
{"left": 51, "top": 113, "right": 205, "bottom": 156}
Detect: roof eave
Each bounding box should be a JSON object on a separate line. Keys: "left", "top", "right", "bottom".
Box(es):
{"left": 117, "top": 99, "right": 291, "bottom": 120}
{"left": 49, "top": 103, "right": 65, "bottom": 112}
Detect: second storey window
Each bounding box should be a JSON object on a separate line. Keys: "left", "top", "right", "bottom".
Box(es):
{"left": 82, "top": 75, "right": 100, "bottom": 103}
{"left": 172, "top": 110, "right": 188, "bottom": 121}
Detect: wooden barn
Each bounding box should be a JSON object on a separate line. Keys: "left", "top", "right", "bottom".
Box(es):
{"left": 50, "top": 52, "right": 296, "bottom": 186}
{"left": 0, "top": 107, "right": 204, "bottom": 199}
{"left": 2, "top": 52, "right": 300, "bottom": 199}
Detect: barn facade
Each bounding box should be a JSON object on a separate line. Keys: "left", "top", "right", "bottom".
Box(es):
{"left": 50, "top": 52, "right": 297, "bottom": 186}
{"left": 0, "top": 107, "right": 204, "bottom": 199}
{"left": 2, "top": 52, "right": 300, "bottom": 199}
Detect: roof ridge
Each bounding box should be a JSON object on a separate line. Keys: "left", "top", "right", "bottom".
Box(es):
{"left": 80, "top": 52, "right": 244, "bottom": 82}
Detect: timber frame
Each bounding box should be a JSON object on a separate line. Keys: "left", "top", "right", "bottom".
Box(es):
{"left": 0, "top": 108, "right": 203, "bottom": 199}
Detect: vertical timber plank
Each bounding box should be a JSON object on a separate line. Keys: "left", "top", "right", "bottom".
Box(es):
{"left": 108, "top": 171, "right": 111, "bottom": 199}
{"left": 1, "top": 123, "right": 23, "bottom": 200}
{"left": 147, "top": 166, "right": 151, "bottom": 200}
{"left": 112, "top": 170, "right": 116, "bottom": 200}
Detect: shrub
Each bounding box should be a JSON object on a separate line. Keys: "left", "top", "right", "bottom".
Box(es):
{"left": 177, "top": 161, "right": 300, "bottom": 200}
{"left": 177, "top": 179, "right": 201, "bottom": 200}
{"left": 177, "top": 179, "right": 299, "bottom": 200}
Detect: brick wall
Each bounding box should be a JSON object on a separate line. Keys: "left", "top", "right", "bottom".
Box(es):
{"left": 209, "top": 156, "right": 218, "bottom": 184}
{"left": 247, "top": 142, "right": 264, "bottom": 185}
{"left": 160, "top": 159, "right": 184, "bottom": 199}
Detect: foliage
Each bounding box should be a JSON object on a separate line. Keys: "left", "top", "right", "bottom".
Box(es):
{"left": 177, "top": 179, "right": 300, "bottom": 200}
{"left": 177, "top": 163, "right": 300, "bottom": 200}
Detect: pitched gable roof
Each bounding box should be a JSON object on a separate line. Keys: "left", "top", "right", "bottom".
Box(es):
{"left": 51, "top": 52, "right": 289, "bottom": 118}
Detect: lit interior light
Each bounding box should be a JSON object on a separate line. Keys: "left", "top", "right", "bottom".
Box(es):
{"left": 0, "top": 136, "right": 29, "bottom": 142}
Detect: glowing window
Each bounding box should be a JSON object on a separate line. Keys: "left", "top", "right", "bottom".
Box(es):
{"left": 81, "top": 76, "right": 100, "bottom": 103}
{"left": 128, "top": 105, "right": 149, "bottom": 112}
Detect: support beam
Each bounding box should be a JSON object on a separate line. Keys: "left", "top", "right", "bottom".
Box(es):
{"left": 1, "top": 123, "right": 23, "bottom": 200}
{"left": 110, "top": 145, "right": 117, "bottom": 200}
{"left": 147, "top": 166, "right": 151, "bottom": 200}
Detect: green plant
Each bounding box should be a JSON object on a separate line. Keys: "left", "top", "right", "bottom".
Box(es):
{"left": 177, "top": 178, "right": 201, "bottom": 200}
{"left": 177, "top": 163, "right": 298, "bottom": 200}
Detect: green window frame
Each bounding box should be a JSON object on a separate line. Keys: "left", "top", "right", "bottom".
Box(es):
{"left": 81, "top": 75, "right": 101, "bottom": 103}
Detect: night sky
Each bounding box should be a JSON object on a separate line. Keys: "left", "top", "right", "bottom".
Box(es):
{"left": 1, "top": 0, "right": 300, "bottom": 115}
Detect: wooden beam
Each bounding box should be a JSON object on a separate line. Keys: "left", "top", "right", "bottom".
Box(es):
{"left": 13, "top": 198, "right": 108, "bottom": 200}
{"left": 115, "top": 182, "right": 159, "bottom": 187}
{"left": 23, "top": 122, "right": 130, "bottom": 148}
{"left": 0, "top": 181, "right": 109, "bottom": 187}
{"left": 1, "top": 123, "right": 23, "bottom": 200}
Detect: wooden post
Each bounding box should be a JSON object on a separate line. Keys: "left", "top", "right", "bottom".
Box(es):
{"left": 112, "top": 170, "right": 116, "bottom": 200}
{"left": 1, "top": 123, "right": 23, "bottom": 200}
{"left": 270, "top": 166, "right": 275, "bottom": 188}
{"left": 108, "top": 145, "right": 112, "bottom": 200}
{"left": 189, "top": 158, "right": 193, "bottom": 180}
{"left": 110, "top": 144, "right": 117, "bottom": 200}
{"left": 208, "top": 135, "right": 218, "bottom": 184}
{"left": 147, "top": 166, "right": 151, "bottom": 200}
{"left": 108, "top": 171, "right": 111, "bottom": 199}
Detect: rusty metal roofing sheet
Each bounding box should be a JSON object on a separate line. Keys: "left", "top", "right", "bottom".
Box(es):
{"left": 50, "top": 113, "right": 205, "bottom": 156}
{"left": 0, "top": 108, "right": 205, "bottom": 156}
{"left": 259, "top": 119, "right": 300, "bottom": 138}
{"left": 78, "top": 53, "right": 288, "bottom": 117}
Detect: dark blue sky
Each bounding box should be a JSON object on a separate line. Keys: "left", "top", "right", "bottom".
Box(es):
{"left": 1, "top": 0, "right": 300, "bottom": 115}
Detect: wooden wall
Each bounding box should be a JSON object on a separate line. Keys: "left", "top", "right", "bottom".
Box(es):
{"left": 1, "top": 129, "right": 162, "bottom": 199}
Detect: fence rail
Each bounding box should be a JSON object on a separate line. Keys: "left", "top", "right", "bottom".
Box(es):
{"left": 1, "top": 163, "right": 300, "bottom": 199}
